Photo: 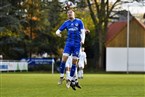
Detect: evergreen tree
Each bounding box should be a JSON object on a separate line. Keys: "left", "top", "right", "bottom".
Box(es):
{"left": 0, "top": 0, "right": 25, "bottom": 59}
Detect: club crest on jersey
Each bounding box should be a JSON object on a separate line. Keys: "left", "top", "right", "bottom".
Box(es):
{"left": 75, "top": 23, "right": 78, "bottom": 26}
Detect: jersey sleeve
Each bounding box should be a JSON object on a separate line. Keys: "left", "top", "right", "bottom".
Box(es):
{"left": 59, "top": 21, "right": 67, "bottom": 32}
{"left": 79, "top": 20, "right": 85, "bottom": 30}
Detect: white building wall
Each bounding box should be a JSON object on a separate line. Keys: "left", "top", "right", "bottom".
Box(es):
{"left": 106, "top": 47, "right": 145, "bottom": 72}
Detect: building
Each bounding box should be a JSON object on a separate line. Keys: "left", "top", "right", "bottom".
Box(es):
{"left": 106, "top": 17, "right": 145, "bottom": 72}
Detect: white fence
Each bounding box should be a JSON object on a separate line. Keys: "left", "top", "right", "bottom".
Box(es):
{"left": 0, "top": 60, "right": 28, "bottom": 72}
{"left": 106, "top": 48, "right": 145, "bottom": 72}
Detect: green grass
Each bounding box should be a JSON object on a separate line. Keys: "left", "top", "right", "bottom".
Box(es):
{"left": 0, "top": 73, "right": 145, "bottom": 97}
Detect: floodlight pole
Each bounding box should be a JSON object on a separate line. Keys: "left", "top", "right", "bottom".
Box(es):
{"left": 126, "top": 5, "right": 130, "bottom": 74}
{"left": 52, "top": 59, "right": 55, "bottom": 74}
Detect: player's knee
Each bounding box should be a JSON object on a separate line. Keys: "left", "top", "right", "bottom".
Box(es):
{"left": 72, "top": 60, "right": 77, "bottom": 65}
{"left": 66, "top": 67, "right": 70, "bottom": 71}
{"left": 62, "top": 56, "right": 68, "bottom": 62}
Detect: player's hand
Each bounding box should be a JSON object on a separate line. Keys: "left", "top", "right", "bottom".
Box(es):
{"left": 56, "top": 31, "right": 61, "bottom": 37}
{"left": 56, "top": 33, "right": 62, "bottom": 37}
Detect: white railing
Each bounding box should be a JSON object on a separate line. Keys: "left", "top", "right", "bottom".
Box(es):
{"left": 0, "top": 60, "right": 28, "bottom": 72}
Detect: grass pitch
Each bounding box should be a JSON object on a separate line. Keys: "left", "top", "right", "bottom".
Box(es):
{"left": 0, "top": 73, "right": 144, "bottom": 97}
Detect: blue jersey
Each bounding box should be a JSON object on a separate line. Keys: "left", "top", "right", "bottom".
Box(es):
{"left": 59, "top": 18, "right": 84, "bottom": 43}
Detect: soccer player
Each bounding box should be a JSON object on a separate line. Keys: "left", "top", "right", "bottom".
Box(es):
{"left": 78, "top": 47, "right": 87, "bottom": 79}
{"left": 56, "top": 9, "right": 85, "bottom": 89}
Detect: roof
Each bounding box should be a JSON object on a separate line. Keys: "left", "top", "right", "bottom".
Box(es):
{"left": 106, "top": 17, "right": 145, "bottom": 47}
{"left": 106, "top": 22, "right": 127, "bottom": 45}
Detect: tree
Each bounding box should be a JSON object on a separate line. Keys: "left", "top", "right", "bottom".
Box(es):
{"left": 21, "top": 0, "right": 64, "bottom": 57}
{"left": 47, "top": 0, "right": 68, "bottom": 55}
{"left": 0, "top": 0, "right": 25, "bottom": 59}
{"left": 0, "top": 0, "right": 62, "bottom": 59}
{"left": 86, "top": 0, "right": 122, "bottom": 70}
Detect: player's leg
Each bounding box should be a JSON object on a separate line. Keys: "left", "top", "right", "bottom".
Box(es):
{"left": 71, "top": 75, "right": 77, "bottom": 90}
{"left": 66, "top": 57, "right": 78, "bottom": 89}
{"left": 70, "top": 58, "right": 77, "bottom": 80}
{"left": 58, "top": 55, "right": 68, "bottom": 85}
{"left": 74, "top": 63, "right": 78, "bottom": 82}
{"left": 67, "top": 44, "right": 80, "bottom": 90}
{"left": 78, "top": 61, "right": 84, "bottom": 79}
{"left": 69, "top": 43, "right": 81, "bottom": 81}
{"left": 81, "top": 63, "right": 85, "bottom": 79}
{"left": 66, "top": 58, "right": 78, "bottom": 90}
{"left": 78, "top": 63, "right": 81, "bottom": 79}
{"left": 66, "top": 67, "right": 70, "bottom": 81}
{"left": 66, "top": 66, "right": 71, "bottom": 88}
{"left": 78, "top": 67, "right": 84, "bottom": 79}
{"left": 66, "top": 56, "right": 72, "bottom": 88}
{"left": 58, "top": 44, "right": 70, "bottom": 85}
{"left": 68, "top": 59, "right": 81, "bottom": 89}
{"left": 80, "top": 67, "right": 84, "bottom": 79}
{"left": 74, "top": 67, "right": 81, "bottom": 89}
{"left": 78, "top": 62, "right": 82, "bottom": 79}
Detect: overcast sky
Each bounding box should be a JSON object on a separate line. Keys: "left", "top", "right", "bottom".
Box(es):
{"left": 110, "top": 0, "right": 145, "bottom": 14}
{"left": 58, "top": 0, "right": 145, "bottom": 14}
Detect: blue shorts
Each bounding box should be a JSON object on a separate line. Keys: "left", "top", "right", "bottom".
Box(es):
{"left": 63, "top": 42, "right": 81, "bottom": 58}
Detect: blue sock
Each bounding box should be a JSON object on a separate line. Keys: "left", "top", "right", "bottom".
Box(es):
{"left": 60, "top": 61, "right": 65, "bottom": 74}
{"left": 70, "top": 64, "right": 76, "bottom": 77}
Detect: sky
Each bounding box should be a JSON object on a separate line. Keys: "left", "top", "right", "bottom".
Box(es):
{"left": 122, "top": 2, "right": 145, "bottom": 14}
{"left": 58, "top": 0, "right": 145, "bottom": 14}
{"left": 110, "top": 0, "right": 145, "bottom": 14}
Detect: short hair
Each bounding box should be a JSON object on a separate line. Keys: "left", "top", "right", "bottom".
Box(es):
{"left": 67, "top": 9, "right": 75, "bottom": 13}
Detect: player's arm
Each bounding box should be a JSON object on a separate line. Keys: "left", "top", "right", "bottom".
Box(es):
{"left": 80, "top": 29, "right": 86, "bottom": 44}
{"left": 56, "top": 21, "right": 67, "bottom": 37}
{"left": 79, "top": 20, "right": 86, "bottom": 44}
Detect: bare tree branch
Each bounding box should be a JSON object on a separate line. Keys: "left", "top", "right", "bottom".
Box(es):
{"left": 108, "top": 0, "right": 121, "bottom": 16}
{"left": 86, "top": 0, "right": 97, "bottom": 26}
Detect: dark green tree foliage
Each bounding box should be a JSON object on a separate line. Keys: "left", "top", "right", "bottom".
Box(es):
{"left": 31, "top": 0, "right": 63, "bottom": 56}
{"left": 0, "top": 0, "right": 66, "bottom": 59}
{"left": 47, "top": 0, "right": 61, "bottom": 31}
{"left": 0, "top": 0, "right": 26, "bottom": 59}
{"left": 0, "top": 0, "right": 21, "bottom": 33}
